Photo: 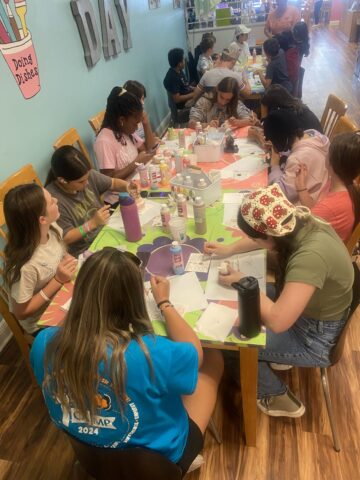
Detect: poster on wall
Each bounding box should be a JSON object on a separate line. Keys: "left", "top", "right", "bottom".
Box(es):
{"left": 148, "top": 0, "right": 160, "bottom": 9}
{"left": 0, "top": 0, "right": 40, "bottom": 99}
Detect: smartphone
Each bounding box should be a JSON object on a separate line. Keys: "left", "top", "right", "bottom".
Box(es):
{"left": 147, "top": 191, "right": 170, "bottom": 199}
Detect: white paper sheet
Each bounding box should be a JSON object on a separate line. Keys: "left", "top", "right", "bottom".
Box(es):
{"left": 204, "top": 250, "right": 266, "bottom": 301}
{"left": 144, "top": 272, "right": 208, "bottom": 321}
{"left": 222, "top": 192, "right": 252, "bottom": 229}
{"left": 107, "top": 200, "right": 161, "bottom": 232}
{"left": 185, "top": 253, "right": 211, "bottom": 273}
{"left": 195, "top": 302, "right": 238, "bottom": 342}
{"left": 221, "top": 156, "right": 265, "bottom": 180}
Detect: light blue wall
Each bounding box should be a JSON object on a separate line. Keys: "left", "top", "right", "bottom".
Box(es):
{"left": 0, "top": 0, "right": 186, "bottom": 182}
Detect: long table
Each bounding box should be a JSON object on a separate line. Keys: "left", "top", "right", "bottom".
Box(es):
{"left": 39, "top": 126, "right": 268, "bottom": 447}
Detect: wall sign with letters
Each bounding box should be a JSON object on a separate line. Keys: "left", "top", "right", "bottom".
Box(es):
{"left": 70, "top": 0, "right": 132, "bottom": 68}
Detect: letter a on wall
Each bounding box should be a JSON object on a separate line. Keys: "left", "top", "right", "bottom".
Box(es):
{"left": 99, "top": 0, "right": 121, "bottom": 59}
{"left": 70, "top": 0, "right": 101, "bottom": 68}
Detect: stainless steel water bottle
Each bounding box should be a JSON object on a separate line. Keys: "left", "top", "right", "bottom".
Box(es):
{"left": 232, "top": 276, "right": 261, "bottom": 338}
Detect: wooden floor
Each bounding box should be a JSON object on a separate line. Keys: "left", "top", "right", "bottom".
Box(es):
{"left": 1, "top": 26, "right": 360, "bottom": 480}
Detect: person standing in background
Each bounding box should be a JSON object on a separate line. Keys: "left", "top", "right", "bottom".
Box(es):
{"left": 264, "top": 0, "right": 301, "bottom": 37}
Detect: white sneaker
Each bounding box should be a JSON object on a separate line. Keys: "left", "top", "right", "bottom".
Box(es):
{"left": 270, "top": 362, "right": 293, "bottom": 371}
{"left": 187, "top": 454, "right": 205, "bottom": 473}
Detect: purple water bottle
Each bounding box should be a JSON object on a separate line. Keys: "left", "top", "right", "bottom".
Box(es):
{"left": 118, "top": 193, "right": 142, "bottom": 242}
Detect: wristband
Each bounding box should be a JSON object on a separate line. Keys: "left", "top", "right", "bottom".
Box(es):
{"left": 84, "top": 221, "right": 91, "bottom": 234}
{"left": 54, "top": 275, "right": 64, "bottom": 286}
{"left": 159, "top": 303, "right": 174, "bottom": 315}
{"left": 39, "top": 289, "right": 51, "bottom": 303}
{"left": 79, "top": 225, "right": 87, "bottom": 238}
{"left": 157, "top": 299, "right": 170, "bottom": 309}
{"left": 296, "top": 188, "right": 307, "bottom": 192}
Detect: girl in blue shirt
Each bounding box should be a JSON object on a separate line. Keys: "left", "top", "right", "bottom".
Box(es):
{"left": 30, "top": 248, "right": 223, "bottom": 474}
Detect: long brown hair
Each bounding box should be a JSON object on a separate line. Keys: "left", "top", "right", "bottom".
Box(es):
{"left": 44, "top": 248, "right": 154, "bottom": 421}
{"left": 4, "top": 184, "right": 60, "bottom": 288}
{"left": 211, "top": 77, "right": 240, "bottom": 119}
{"left": 329, "top": 132, "right": 360, "bottom": 229}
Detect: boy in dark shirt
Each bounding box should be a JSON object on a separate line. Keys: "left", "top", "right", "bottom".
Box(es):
{"left": 163, "top": 48, "right": 195, "bottom": 109}
{"left": 254, "top": 38, "right": 293, "bottom": 93}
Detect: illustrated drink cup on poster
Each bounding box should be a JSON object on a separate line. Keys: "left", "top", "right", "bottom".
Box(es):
{"left": 0, "top": 0, "right": 40, "bottom": 99}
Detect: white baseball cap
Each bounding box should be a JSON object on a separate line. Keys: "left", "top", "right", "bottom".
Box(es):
{"left": 234, "top": 25, "right": 251, "bottom": 37}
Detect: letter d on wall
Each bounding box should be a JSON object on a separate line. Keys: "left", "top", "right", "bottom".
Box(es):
{"left": 70, "top": 0, "right": 101, "bottom": 68}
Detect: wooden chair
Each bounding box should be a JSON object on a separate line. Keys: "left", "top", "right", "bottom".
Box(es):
{"left": 53, "top": 128, "right": 93, "bottom": 168}
{"left": 346, "top": 222, "right": 360, "bottom": 256}
{"left": 67, "top": 432, "right": 183, "bottom": 480}
{"left": 317, "top": 262, "right": 360, "bottom": 451}
{"left": 320, "top": 94, "right": 348, "bottom": 138}
{"left": 0, "top": 164, "right": 42, "bottom": 202}
{"left": 0, "top": 204, "right": 37, "bottom": 387}
{"left": 88, "top": 110, "right": 105, "bottom": 135}
{"left": 329, "top": 115, "right": 358, "bottom": 140}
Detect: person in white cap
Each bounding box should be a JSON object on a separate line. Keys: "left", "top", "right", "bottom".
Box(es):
{"left": 230, "top": 24, "right": 252, "bottom": 69}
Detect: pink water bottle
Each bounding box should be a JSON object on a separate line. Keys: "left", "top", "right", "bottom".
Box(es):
{"left": 118, "top": 193, "right": 142, "bottom": 242}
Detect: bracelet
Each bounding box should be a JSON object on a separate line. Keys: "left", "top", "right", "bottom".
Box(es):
{"left": 54, "top": 275, "right": 64, "bottom": 286}
{"left": 159, "top": 303, "right": 174, "bottom": 315}
{"left": 79, "top": 225, "right": 87, "bottom": 238}
{"left": 157, "top": 299, "right": 170, "bottom": 308}
{"left": 39, "top": 289, "right": 51, "bottom": 303}
{"left": 296, "top": 188, "right": 307, "bottom": 192}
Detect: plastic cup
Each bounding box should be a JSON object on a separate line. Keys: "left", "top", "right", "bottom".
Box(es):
{"left": 169, "top": 217, "right": 187, "bottom": 243}
{"left": 0, "top": 31, "right": 41, "bottom": 99}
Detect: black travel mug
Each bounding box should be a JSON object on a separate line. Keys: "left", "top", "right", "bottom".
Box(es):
{"left": 231, "top": 276, "right": 261, "bottom": 338}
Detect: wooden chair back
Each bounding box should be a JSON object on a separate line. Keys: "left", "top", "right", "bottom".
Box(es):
{"left": 329, "top": 262, "right": 360, "bottom": 365}
{"left": 0, "top": 204, "right": 37, "bottom": 386}
{"left": 320, "top": 94, "right": 348, "bottom": 138}
{"left": 346, "top": 222, "right": 360, "bottom": 256}
{"left": 0, "top": 164, "right": 42, "bottom": 203}
{"left": 67, "top": 433, "right": 183, "bottom": 480}
{"left": 330, "top": 115, "right": 358, "bottom": 140}
{"left": 53, "top": 128, "right": 93, "bottom": 168}
{"left": 88, "top": 110, "right": 105, "bottom": 135}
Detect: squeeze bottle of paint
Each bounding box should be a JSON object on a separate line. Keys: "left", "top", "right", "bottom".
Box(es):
{"left": 160, "top": 204, "right": 171, "bottom": 233}
{"left": 138, "top": 164, "right": 149, "bottom": 188}
{"left": 118, "top": 193, "right": 142, "bottom": 242}
{"left": 149, "top": 165, "right": 158, "bottom": 190}
{"left": 193, "top": 196, "right": 207, "bottom": 235}
{"left": 177, "top": 193, "right": 187, "bottom": 218}
{"left": 170, "top": 241, "right": 185, "bottom": 275}
{"left": 231, "top": 276, "right": 261, "bottom": 338}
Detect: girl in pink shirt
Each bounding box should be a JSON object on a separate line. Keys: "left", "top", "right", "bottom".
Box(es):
{"left": 295, "top": 132, "right": 360, "bottom": 242}
{"left": 94, "top": 87, "right": 157, "bottom": 191}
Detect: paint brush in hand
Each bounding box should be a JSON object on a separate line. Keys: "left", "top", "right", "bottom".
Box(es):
{"left": 0, "top": 0, "right": 15, "bottom": 41}
{"left": 14, "top": 0, "right": 28, "bottom": 38}
{"left": 4, "top": 0, "right": 21, "bottom": 41}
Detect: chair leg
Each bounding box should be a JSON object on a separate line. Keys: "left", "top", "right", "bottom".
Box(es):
{"left": 320, "top": 367, "right": 340, "bottom": 452}
{"left": 208, "top": 417, "right": 222, "bottom": 444}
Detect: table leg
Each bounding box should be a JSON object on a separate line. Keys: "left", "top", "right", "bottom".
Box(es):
{"left": 239, "top": 347, "right": 258, "bottom": 447}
